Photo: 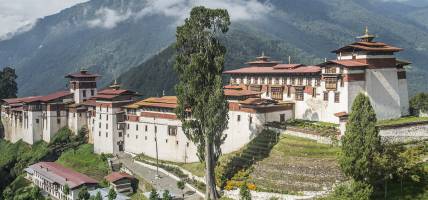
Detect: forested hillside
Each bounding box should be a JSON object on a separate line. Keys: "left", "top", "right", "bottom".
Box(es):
{"left": 0, "top": 0, "right": 427, "bottom": 96}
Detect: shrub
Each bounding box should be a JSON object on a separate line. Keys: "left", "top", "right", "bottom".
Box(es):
{"left": 322, "top": 180, "right": 373, "bottom": 200}
{"left": 409, "top": 93, "right": 428, "bottom": 115}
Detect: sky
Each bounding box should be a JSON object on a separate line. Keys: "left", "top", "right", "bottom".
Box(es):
{"left": 0, "top": 0, "right": 88, "bottom": 39}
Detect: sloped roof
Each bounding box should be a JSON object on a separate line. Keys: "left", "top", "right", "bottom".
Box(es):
{"left": 333, "top": 41, "right": 402, "bottom": 53}
{"left": 224, "top": 65, "right": 321, "bottom": 74}
{"left": 38, "top": 91, "right": 72, "bottom": 102}
{"left": 319, "top": 60, "right": 369, "bottom": 68}
{"left": 27, "top": 162, "right": 98, "bottom": 189}
{"left": 105, "top": 172, "right": 134, "bottom": 183}
{"left": 125, "top": 96, "right": 177, "bottom": 109}
{"left": 224, "top": 89, "right": 261, "bottom": 97}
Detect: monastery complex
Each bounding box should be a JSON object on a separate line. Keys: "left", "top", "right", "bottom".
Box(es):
{"left": 0, "top": 30, "right": 411, "bottom": 162}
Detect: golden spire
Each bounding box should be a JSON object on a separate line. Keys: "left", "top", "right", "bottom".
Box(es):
{"left": 357, "top": 26, "right": 376, "bottom": 42}
{"left": 109, "top": 79, "right": 120, "bottom": 90}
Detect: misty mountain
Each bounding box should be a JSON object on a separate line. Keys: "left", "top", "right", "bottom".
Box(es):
{"left": 0, "top": 0, "right": 427, "bottom": 97}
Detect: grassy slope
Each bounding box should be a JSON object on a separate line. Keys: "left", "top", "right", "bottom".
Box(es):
{"left": 56, "top": 144, "right": 109, "bottom": 181}
{"left": 248, "top": 135, "right": 344, "bottom": 193}
{"left": 377, "top": 116, "right": 428, "bottom": 126}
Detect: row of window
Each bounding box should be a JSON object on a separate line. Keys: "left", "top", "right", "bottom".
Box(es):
{"left": 126, "top": 124, "right": 178, "bottom": 136}
{"left": 231, "top": 76, "right": 321, "bottom": 86}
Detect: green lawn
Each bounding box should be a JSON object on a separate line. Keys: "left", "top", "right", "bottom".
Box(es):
{"left": 248, "top": 135, "right": 344, "bottom": 193}
{"left": 377, "top": 116, "right": 428, "bottom": 127}
{"left": 56, "top": 144, "right": 109, "bottom": 181}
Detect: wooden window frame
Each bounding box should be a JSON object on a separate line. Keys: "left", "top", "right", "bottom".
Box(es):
{"left": 323, "top": 92, "right": 329, "bottom": 101}
{"left": 295, "top": 87, "right": 304, "bottom": 101}
{"left": 335, "top": 92, "right": 340, "bottom": 103}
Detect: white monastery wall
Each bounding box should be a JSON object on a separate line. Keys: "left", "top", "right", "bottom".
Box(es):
{"left": 42, "top": 110, "right": 68, "bottom": 143}
{"left": 398, "top": 78, "right": 410, "bottom": 115}
{"left": 365, "top": 68, "right": 401, "bottom": 120}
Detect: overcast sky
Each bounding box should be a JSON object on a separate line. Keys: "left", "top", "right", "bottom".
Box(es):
{"left": 0, "top": 0, "right": 88, "bottom": 39}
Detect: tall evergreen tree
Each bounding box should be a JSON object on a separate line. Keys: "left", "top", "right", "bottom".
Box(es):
{"left": 0, "top": 67, "right": 18, "bottom": 99}
{"left": 175, "top": 6, "right": 230, "bottom": 200}
{"left": 339, "top": 93, "right": 383, "bottom": 184}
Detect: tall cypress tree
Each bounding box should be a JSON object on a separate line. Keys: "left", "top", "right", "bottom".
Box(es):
{"left": 175, "top": 6, "right": 230, "bottom": 200}
{"left": 339, "top": 93, "right": 382, "bottom": 184}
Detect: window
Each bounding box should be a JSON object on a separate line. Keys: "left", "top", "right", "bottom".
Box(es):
{"left": 291, "top": 77, "right": 296, "bottom": 85}
{"left": 99, "top": 132, "right": 101, "bottom": 136}
{"left": 145, "top": 136, "right": 147, "bottom": 140}
{"left": 166, "top": 139, "right": 168, "bottom": 143}
{"left": 323, "top": 92, "right": 329, "bottom": 101}
{"left": 127, "top": 124, "right": 130, "bottom": 129}
{"left": 83, "top": 90, "right": 86, "bottom": 98}
{"left": 119, "top": 132, "right": 122, "bottom": 137}
{"left": 274, "top": 78, "right": 279, "bottom": 85}
{"left": 145, "top": 125, "right": 148, "bottom": 132}
{"left": 57, "top": 119, "right": 61, "bottom": 124}
{"left": 155, "top": 126, "right": 157, "bottom": 133}
{"left": 136, "top": 125, "right": 139, "bottom": 131}
{"left": 36, "top": 119, "right": 39, "bottom": 124}
{"left": 106, "top": 124, "right": 108, "bottom": 130}
{"left": 57, "top": 110, "right": 60, "bottom": 117}
{"left": 249, "top": 116, "right": 253, "bottom": 124}
{"left": 73, "top": 113, "right": 76, "bottom": 117}
{"left": 127, "top": 134, "right": 129, "bottom": 138}
{"left": 136, "top": 135, "right": 138, "bottom": 139}
{"left": 176, "top": 141, "right": 179, "bottom": 145}
{"left": 271, "top": 87, "right": 283, "bottom": 100}
{"left": 237, "top": 115, "right": 241, "bottom": 122}
{"left": 326, "top": 67, "right": 336, "bottom": 74}
{"left": 106, "top": 114, "right": 108, "bottom": 120}
{"left": 168, "top": 126, "right": 177, "bottom": 136}
{"left": 106, "top": 132, "right": 108, "bottom": 138}
{"left": 287, "top": 86, "right": 291, "bottom": 97}
{"left": 298, "top": 77, "right": 303, "bottom": 85}
{"left": 315, "top": 78, "right": 320, "bottom": 86}
{"left": 280, "top": 114, "right": 285, "bottom": 122}
{"left": 99, "top": 114, "right": 101, "bottom": 119}
{"left": 187, "top": 142, "right": 190, "bottom": 147}
{"left": 230, "top": 77, "right": 235, "bottom": 84}
{"left": 312, "top": 88, "right": 316, "bottom": 98}
{"left": 295, "top": 87, "right": 304, "bottom": 101}
{"left": 335, "top": 92, "right": 340, "bottom": 103}
{"left": 340, "top": 78, "right": 344, "bottom": 87}
{"left": 91, "top": 90, "right": 95, "bottom": 96}
{"left": 325, "top": 77, "right": 337, "bottom": 90}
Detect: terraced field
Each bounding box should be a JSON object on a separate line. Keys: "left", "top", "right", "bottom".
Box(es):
{"left": 248, "top": 135, "right": 345, "bottom": 193}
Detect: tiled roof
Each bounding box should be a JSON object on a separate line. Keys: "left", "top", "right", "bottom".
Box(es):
{"left": 224, "top": 89, "right": 261, "bottom": 97}
{"left": 333, "top": 41, "right": 402, "bottom": 53}
{"left": 334, "top": 112, "right": 349, "bottom": 117}
{"left": 224, "top": 85, "right": 246, "bottom": 90}
{"left": 105, "top": 172, "right": 134, "bottom": 183}
{"left": 239, "top": 98, "right": 277, "bottom": 105}
{"left": 125, "top": 96, "right": 177, "bottom": 109}
{"left": 27, "top": 162, "right": 98, "bottom": 189}
{"left": 65, "top": 70, "right": 100, "bottom": 78}
{"left": 92, "top": 89, "right": 137, "bottom": 100}
{"left": 320, "top": 60, "right": 369, "bottom": 68}
{"left": 224, "top": 65, "right": 321, "bottom": 74}
{"left": 2, "top": 96, "right": 42, "bottom": 104}
{"left": 272, "top": 64, "right": 303, "bottom": 69}
{"left": 38, "top": 91, "right": 72, "bottom": 102}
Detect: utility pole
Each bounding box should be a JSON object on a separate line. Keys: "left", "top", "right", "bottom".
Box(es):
{"left": 154, "top": 117, "right": 160, "bottom": 179}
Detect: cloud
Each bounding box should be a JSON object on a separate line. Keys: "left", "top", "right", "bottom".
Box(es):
{"left": 135, "top": 0, "right": 274, "bottom": 22}
{"left": 0, "top": 0, "right": 88, "bottom": 40}
{"left": 87, "top": 8, "right": 131, "bottom": 29}
{"left": 86, "top": 0, "right": 274, "bottom": 29}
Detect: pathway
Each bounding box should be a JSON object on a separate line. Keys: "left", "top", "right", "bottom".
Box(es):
{"left": 116, "top": 154, "right": 203, "bottom": 200}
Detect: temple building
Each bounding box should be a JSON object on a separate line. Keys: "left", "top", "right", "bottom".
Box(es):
{"left": 0, "top": 29, "right": 411, "bottom": 162}
{"left": 224, "top": 28, "right": 410, "bottom": 123}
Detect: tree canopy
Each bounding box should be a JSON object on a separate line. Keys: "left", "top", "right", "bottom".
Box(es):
{"left": 0, "top": 67, "right": 18, "bottom": 99}
{"left": 339, "top": 93, "right": 383, "bottom": 184}
{"left": 175, "top": 6, "right": 230, "bottom": 200}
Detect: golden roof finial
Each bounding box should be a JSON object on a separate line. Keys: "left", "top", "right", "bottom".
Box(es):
{"left": 357, "top": 26, "right": 375, "bottom": 42}
{"left": 365, "top": 26, "right": 369, "bottom": 35}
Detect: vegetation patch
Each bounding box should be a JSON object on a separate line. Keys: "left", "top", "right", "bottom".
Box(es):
{"left": 266, "top": 119, "right": 339, "bottom": 138}
{"left": 377, "top": 116, "right": 428, "bottom": 127}
{"left": 248, "top": 135, "right": 344, "bottom": 194}
{"left": 56, "top": 144, "right": 109, "bottom": 181}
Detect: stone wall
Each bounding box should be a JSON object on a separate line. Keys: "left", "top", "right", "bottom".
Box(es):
{"left": 379, "top": 121, "right": 428, "bottom": 143}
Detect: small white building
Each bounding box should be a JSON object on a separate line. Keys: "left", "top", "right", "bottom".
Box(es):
{"left": 25, "top": 162, "right": 98, "bottom": 200}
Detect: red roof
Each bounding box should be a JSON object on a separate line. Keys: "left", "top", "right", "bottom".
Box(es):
{"left": 333, "top": 41, "right": 402, "bottom": 53}
{"left": 2, "top": 96, "right": 42, "bottom": 104}
{"left": 239, "top": 98, "right": 277, "bottom": 105}
{"left": 28, "top": 162, "right": 98, "bottom": 189}
{"left": 105, "top": 172, "right": 134, "bottom": 183}
{"left": 224, "top": 65, "right": 321, "bottom": 74}
{"left": 2, "top": 91, "right": 72, "bottom": 105}
{"left": 334, "top": 112, "right": 349, "bottom": 117}
{"left": 38, "top": 91, "right": 72, "bottom": 102}
{"left": 93, "top": 89, "right": 137, "bottom": 100}
{"left": 320, "top": 60, "right": 369, "bottom": 68}
{"left": 224, "top": 85, "right": 246, "bottom": 90}
{"left": 65, "top": 70, "right": 100, "bottom": 78}
{"left": 272, "top": 64, "right": 303, "bottom": 69}
{"left": 126, "top": 96, "right": 178, "bottom": 109}
{"left": 224, "top": 89, "right": 261, "bottom": 97}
